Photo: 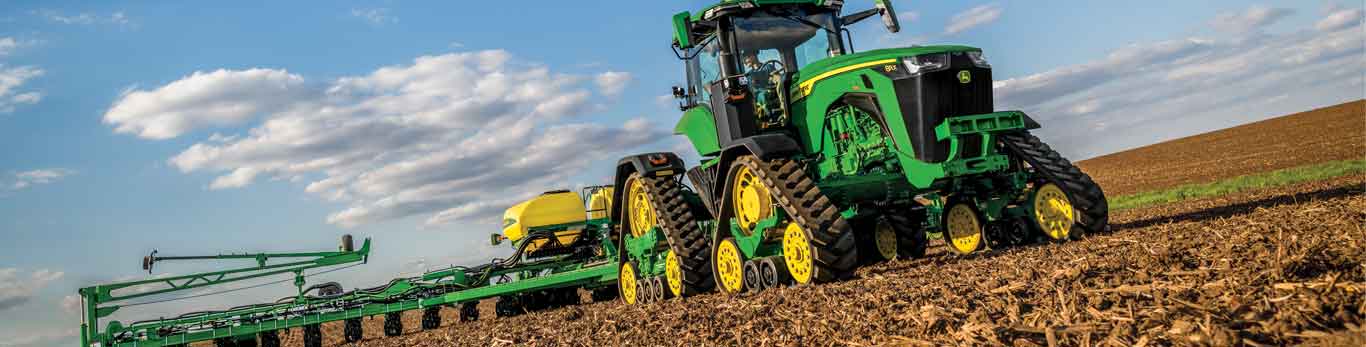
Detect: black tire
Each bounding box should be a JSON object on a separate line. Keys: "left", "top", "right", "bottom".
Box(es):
{"left": 999, "top": 132, "right": 1109, "bottom": 237}
{"left": 383, "top": 312, "right": 403, "bottom": 337}
{"left": 259, "top": 331, "right": 280, "bottom": 347}
{"left": 459, "top": 302, "right": 479, "bottom": 322}
{"left": 302, "top": 325, "right": 322, "bottom": 347}
{"left": 422, "top": 306, "right": 442, "bottom": 330}
{"left": 734, "top": 156, "right": 858, "bottom": 283}
{"left": 344, "top": 317, "right": 363, "bottom": 342}
{"left": 495, "top": 296, "right": 521, "bottom": 317}
{"left": 630, "top": 173, "right": 716, "bottom": 296}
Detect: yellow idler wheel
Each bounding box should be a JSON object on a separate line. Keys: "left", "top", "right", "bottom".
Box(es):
{"left": 944, "top": 203, "right": 983, "bottom": 254}
{"left": 664, "top": 250, "right": 684, "bottom": 297}
{"left": 626, "top": 175, "right": 657, "bottom": 238}
{"left": 782, "top": 222, "right": 815, "bottom": 284}
{"left": 1033, "top": 183, "right": 1077, "bottom": 240}
{"left": 714, "top": 238, "right": 746, "bottom": 294}
{"left": 619, "top": 261, "right": 639, "bottom": 305}
{"left": 731, "top": 164, "right": 773, "bottom": 235}
{"left": 873, "top": 219, "right": 898, "bottom": 261}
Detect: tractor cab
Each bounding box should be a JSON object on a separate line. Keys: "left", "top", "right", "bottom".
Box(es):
{"left": 672, "top": 0, "right": 899, "bottom": 149}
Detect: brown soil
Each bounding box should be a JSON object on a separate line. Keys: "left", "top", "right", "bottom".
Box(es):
{"left": 261, "top": 174, "right": 1364, "bottom": 347}
{"left": 1076, "top": 100, "right": 1365, "bottom": 197}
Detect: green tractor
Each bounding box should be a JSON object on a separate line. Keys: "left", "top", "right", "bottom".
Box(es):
{"left": 609, "top": 0, "right": 1108, "bottom": 300}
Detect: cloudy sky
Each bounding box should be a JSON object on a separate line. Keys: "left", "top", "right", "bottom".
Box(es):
{"left": 0, "top": 1, "right": 1361, "bottom": 345}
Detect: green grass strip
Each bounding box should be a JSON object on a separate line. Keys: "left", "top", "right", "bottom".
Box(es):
{"left": 1109, "top": 159, "right": 1366, "bottom": 211}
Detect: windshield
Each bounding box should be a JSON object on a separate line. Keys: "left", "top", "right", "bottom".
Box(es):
{"left": 731, "top": 8, "right": 840, "bottom": 72}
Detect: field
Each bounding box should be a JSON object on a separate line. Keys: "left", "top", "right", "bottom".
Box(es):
{"left": 262, "top": 101, "right": 1364, "bottom": 346}
{"left": 1077, "top": 100, "right": 1364, "bottom": 197}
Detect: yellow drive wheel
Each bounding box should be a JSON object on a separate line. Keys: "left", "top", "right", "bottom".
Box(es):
{"left": 714, "top": 238, "right": 745, "bottom": 293}
{"left": 731, "top": 164, "right": 773, "bottom": 235}
{"left": 664, "top": 249, "right": 684, "bottom": 297}
{"left": 944, "top": 203, "right": 983, "bottom": 254}
{"left": 873, "top": 219, "right": 898, "bottom": 260}
{"left": 1033, "top": 183, "right": 1076, "bottom": 240}
{"left": 619, "top": 261, "right": 639, "bottom": 305}
{"left": 625, "top": 176, "right": 657, "bottom": 238}
{"left": 782, "top": 222, "right": 815, "bottom": 284}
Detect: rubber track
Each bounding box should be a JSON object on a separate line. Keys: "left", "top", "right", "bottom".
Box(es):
{"left": 640, "top": 175, "right": 716, "bottom": 294}
{"left": 999, "top": 132, "right": 1109, "bottom": 236}
{"left": 737, "top": 156, "right": 858, "bottom": 282}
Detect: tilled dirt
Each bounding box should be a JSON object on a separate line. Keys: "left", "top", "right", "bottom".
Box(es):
{"left": 1076, "top": 100, "right": 1365, "bottom": 197}
{"left": 269, "top": 175, "right": 1366, "bottom": 347}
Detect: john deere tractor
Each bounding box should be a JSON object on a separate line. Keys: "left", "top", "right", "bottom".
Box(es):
{"left": 609, "top": 0, "right": 1108, "bottom": 300}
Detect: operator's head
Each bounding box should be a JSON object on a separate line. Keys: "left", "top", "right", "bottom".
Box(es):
{"left": 742, "top": 51, "right": 759, "bottom": 68}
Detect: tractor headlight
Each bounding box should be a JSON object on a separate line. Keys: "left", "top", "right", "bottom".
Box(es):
{"left": 967, "top": 51, "right": 991, "bottom": 68}
{"left": 902, "top": 53, "right": 949, "bottom": 75}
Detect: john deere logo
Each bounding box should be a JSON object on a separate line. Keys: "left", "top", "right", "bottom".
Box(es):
{"left": 957, "top": 70, "right": 972, "bottom": 84}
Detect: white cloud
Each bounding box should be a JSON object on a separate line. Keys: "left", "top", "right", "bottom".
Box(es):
{"left": 351, "top": 8, "right": 397, "bottom": 26}
{"left": 995, "top": 7, "right": 1365, "bottom": 159}
{"left": 34, "top": 9, "right": 132, "bottom": 26}
{"left": 110, "top": 50, "right": 667, "bottom": 228}
{"left": 945, "top": 4, "right": 1002, "bottom": 35}
{"left": 5, "top": 168, "right": 75, "bottom": 191}
{"left": 103, "top": 68, "right": 306, "bottom": 139}
{"left": 0, "top": 268, "right": 64, "bottom": 312}
{"left": 60, "top": 294, "right": 81, "bottom": 314}
{"left": 594, "top": 71, "right": 633, "bottom": 97}
{"left": 1211, "top": 5, "right": 1295, "bottom": 33}
{"left": 0, "top": 328, "right": 78, "bottom": 347}
{"left": 0, "top": 37, "right": 18, "bottom": 56}
{"left": 0, "top": 65, "right": 44, "bottom": 114}
{"left": 1315, "top": 7, "right": 1363, "bottom": 31}
{"left": 898, "top": 11, "right": 921, "bottom": 23}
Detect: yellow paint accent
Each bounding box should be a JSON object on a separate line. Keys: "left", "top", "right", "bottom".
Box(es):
{"left": 655, "top": 170, "right": 674, "bottom": 177}
{"left": 716, "top": 239, "right": 745, "bottom": 293}
{"left": 782, "top": 222, "right": 814, "bottom": 284}
{"left": 619, "top": 262, "right": 638, "bottom": 305}
{"left": 665, "top": 250, "right": 683, "bottom": 297}
{"left": 501, "top": 191, "right": 587, "bottom": 253}
{"left": 587, "top": 187, "right": 613, "bottom": 220}
{"left": 626, "top": 176, "right": 657, "bottom": 238}
{"left": 1033, "top": 183, "right": 1076, "bottom": 240}
{"left": 795, "top": 59, "right": 898, "bottom": 98}
{"left": 731, "top": 163, "right": 773, "bottom": 235}
{"left": 945, "top": 203, "right": 982, "bottom": 254}
{"left": 874, "top": 219, "right": 898, "bottom": 260}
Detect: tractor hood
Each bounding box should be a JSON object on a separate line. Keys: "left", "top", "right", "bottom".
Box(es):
{"left": 791, "top": 45, "right": 981, "bottom": 89}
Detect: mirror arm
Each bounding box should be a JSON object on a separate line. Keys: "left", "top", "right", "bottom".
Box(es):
{"left": 839, "top": 8, "right": 879, "bottom": 26}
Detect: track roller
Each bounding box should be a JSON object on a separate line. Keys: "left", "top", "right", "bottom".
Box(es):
{"left": 383, "top": 312, "right": 403, "bottom": 337}
{"left": 758, "top": 257, "right": 787, "bottom": 288}
{"left": 422, "top": 306, "right": 442, "bottom": 330}
{"left": 713, "top": 238, "right": 746, "bottom": 294}
{"left": 742, "top": 260, "right": 761, "bottom": 291}
{"left": 943, "top": 201, "right": 984, "bottom": 254}
{"left": 344, "top": 317, "right": 363, "bottom": 342}
{"left": 303, "top": 324, "right": 322, "bottom": 347}
{"left": 459, "top": 301, "right": 480, "bottom": 322}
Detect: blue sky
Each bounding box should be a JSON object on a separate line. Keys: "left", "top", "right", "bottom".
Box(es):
{"left": 0, "top": 1, "right": 1361, "bottom": 345}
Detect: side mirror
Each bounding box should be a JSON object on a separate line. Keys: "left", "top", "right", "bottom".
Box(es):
{"left": 672, "top": 11, "right": 695, "bottom": 49}
{"left": 489, "top": 233, "right": 506, "bottom": 246}
{"left": 672, "top": 85, "right": 687, "bottom": 98}
{"left": 876, "top": 0, "right": 900, "bottom": 33}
